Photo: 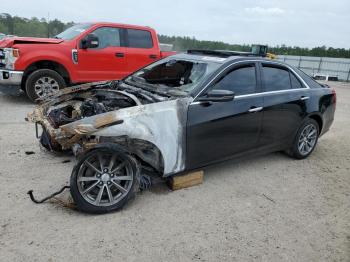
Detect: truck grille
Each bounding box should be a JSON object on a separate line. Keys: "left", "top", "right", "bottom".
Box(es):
{"left": 0, "top": 48, "right": 5, "bottom": 68}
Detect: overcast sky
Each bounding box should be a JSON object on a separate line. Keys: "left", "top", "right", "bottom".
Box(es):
{"left": 3, "top": 0, "right": 350, "bottom": 48}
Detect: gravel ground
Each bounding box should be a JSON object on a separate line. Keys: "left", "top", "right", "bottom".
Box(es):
{"left": 0, "top": 82, "right": 349, "bottom": 262}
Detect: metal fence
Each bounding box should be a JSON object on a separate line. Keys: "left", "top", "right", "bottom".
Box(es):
{"left": 277, "top": 55, "right": 350, "bottom": 81}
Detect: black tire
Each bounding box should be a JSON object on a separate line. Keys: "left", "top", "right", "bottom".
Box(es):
{"left": 25, "top": 69, "right": 66, "bottom": 102}
{"left": 70, "top": 147, "right": 139, "bottom": 214}
{"left": 287, "top": 118, "right": 319, "bottom": 159}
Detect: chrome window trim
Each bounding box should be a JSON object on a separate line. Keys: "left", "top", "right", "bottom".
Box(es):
{"left": 192, "top": 59, "right": 310, "bottom": 103}
{"left": 234, "top": 87, "right": 308, "bottom": 99}
{"left": 190, "top": 88, "right": 308, "bottom": 106}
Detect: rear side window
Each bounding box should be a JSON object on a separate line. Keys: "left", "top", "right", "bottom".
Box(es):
{"left": 293, "top": 67, "right": 323, "bottom": 88}
{"left": 91, "top": 27, "right": 121, "bottom": 49}
{"left": 290, "top": 72, "right": 303, "bottom": 89}
{"left": 262, "top": 65, "right": 291, "bottom": 91}
{"left": 127, "top": 29, "right": 153, "bottom": 49}
{"left": 213, "top": 64, "right": 256, "bottom": 96}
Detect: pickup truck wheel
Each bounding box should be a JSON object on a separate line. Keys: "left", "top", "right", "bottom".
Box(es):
{"left": 70, "top": 148, "right": 139, "bottom": 214}
{"left": 25, "top": 69, "right": 66, "bottom": 102}
{"left": 288, "top": 119, "right": 319, "bottom": 159}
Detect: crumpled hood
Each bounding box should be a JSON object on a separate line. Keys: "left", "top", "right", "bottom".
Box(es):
{"left": 0, "top": 37, "right": 64, "bottom": 48}
{"left": 28, "top": 81, "right": 110, "bottom": 118}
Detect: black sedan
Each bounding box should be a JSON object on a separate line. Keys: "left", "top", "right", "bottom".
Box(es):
{"left": 27, "top": 50, "right": 336, "bottom": 213}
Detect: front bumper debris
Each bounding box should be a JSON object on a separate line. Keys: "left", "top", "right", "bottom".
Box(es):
{"left": 0, "top": 69, "right": 23, "bottom": 85}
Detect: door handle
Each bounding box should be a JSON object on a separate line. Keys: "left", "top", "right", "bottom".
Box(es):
{"left": 115, "top": 52, "right": 124, "bottom": 58}
{"left": 300, "top": 96, "right": 310, "bottom": 101}
{"left": 149, "top": 54, "right": 158, "bottom": 59}
{"left": 248, "top": 106, "right": 263, "bottom": 113}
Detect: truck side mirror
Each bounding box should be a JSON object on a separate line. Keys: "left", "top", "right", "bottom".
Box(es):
{"left": 80, "top": 34, "right": 99, "bottom": 49}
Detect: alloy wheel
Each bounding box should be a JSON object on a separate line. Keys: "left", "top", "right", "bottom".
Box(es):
{"left": 297, "top": 123, "right": 318, "bottom": 156}
{"left": 34, "top": 76, "right": 60, "bottom": 98}
{"left": 77, "top": 151, "right": 134, "bottom": 207}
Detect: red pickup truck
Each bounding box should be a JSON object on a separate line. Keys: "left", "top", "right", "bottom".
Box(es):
{"left": 0, "top": 22, "right": 174, "bottom": 101}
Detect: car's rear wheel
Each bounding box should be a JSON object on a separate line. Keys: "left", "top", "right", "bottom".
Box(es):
{"left": 288, "top": 119, "right": 319, "bottom": 159}
{"left": 25, "top": 69, "right": 66, "bottom": 102}
{"left": 70, "top": 147, "right": 139, "bottom": 214}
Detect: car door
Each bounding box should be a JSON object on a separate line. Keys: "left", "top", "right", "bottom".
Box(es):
{"left": 124, "top": 28, "right": 160, "bottom": 73}
{"left": 186, "top": 62, "right": 264, "bottom": 170}
{"left": 259, "top": 62, "right": 310, "bottom": 147}
{"left": 76, "top": 26, "right": 127, "bottom": 82}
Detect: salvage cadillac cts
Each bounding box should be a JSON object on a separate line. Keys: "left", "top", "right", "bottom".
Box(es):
{"left": 27, "top": 50, "right": 336, "bottom": 213}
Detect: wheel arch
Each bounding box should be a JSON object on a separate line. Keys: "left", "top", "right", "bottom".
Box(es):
{"left": 22, "top": 60, "right": 71, "bottom": 89}
{"left": 307, "top": 113, "right": 323, "bottom": 133}
{"left": 84, "top": 139, "right": 165, "bottom": 175}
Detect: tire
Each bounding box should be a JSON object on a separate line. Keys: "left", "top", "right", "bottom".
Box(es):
{"left": 70, "top": 147, "right": 139, "bottom": 214}
{"left": 287, "top": 118, "right": 319, "bottom": 159}
{"left": 25, "top": 69, "right": 66, "bottom": 102}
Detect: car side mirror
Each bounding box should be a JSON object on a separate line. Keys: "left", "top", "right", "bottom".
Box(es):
{"left": 80, "top": 34, "right": 99, "bottom": 49}
{"left": 198, "top": 90, "right": 234, "bottom": 103}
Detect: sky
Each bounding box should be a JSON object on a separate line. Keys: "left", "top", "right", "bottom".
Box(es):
{"left": 3, "top": 0, "right": 350, "bottom": 48}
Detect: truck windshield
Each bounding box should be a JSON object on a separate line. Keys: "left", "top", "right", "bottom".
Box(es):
{"left": 126, "top": 58, "right": 221, "bottom": 93}
{"left": 54, "top": 23, "right": 92, "bottom": 40}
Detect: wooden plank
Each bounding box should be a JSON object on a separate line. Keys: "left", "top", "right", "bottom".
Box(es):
{"left": 168, "top": 170, "right": 204, "bottom": 190}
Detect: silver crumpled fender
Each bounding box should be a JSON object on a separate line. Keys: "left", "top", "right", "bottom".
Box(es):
{"left": 64, "top": 97, "right": 193, "bottom": 176}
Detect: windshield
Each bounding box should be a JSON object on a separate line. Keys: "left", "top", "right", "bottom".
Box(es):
{"left": 126, "top": 58, "right": 221, "bottom": 94}
{"left": 54, "top": 23, "right": 92, "bottom": 40}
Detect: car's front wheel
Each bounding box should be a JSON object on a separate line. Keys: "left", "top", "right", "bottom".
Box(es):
{"left": 70, "top": 147, "right": 139, "bottom": 214}
{"left": 25, "top": 69, "right": 66, "bottom": 102}
{"left": 288, "top": 119, "right": 319, "bottom": 159}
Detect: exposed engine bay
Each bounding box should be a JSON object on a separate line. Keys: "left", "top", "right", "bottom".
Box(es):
{"left": 45, "top": 81, "right": 171, "bottom": 128}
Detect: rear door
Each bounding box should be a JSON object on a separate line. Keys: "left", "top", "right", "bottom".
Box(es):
{"left": 259, "top": 62, "right": 310, "bottom": 147}
{"left": 186, "top": 62, "right": 264, "bottom": 169}
{"left": 124, "top": 28, "right": 160, "bottom": 73}
{"left": 76, "top": 26, "right": 127, "bottom": 81}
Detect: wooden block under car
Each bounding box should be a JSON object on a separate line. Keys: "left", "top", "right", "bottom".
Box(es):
{"left": 168, "top": 171, "right": 204, "bottom": 190}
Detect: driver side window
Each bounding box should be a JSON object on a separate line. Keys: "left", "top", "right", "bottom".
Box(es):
{"left": 90, "top": 27, "right": 121, "bottom": 49}
{"left": 213, "top": 64, "right": 257, "bottom": 96}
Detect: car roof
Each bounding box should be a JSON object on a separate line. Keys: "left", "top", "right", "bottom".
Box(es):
{"left": 171, "top": 52, "right": 279, "bottom": 66}
{"left": 86, "top": 22, "right": 154, "bottom": 31}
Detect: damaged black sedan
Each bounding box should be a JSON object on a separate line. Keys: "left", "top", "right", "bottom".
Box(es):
{"left": 27, "top": 50, "right": 336, "bottom": 213}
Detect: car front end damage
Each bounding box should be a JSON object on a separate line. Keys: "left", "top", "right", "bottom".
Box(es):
{"left": 26, "top": 55, "right": 216, "bottom": 213}
{"left": 26, "top": 80, "right": 192, "bottom": 177}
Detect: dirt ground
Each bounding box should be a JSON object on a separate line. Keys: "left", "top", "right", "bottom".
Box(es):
{"left": 0, "top": 82, "right": 349, "bottom": 262}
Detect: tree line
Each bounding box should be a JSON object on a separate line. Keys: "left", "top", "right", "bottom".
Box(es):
{"left": 0, "top": 13, "right": 74, "bottom": 38}
{"left": 1, "top": 13, "right": 349, "bottom": 58}
{"left": 158, "top": 35, "right": 350, "bottom": 58}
